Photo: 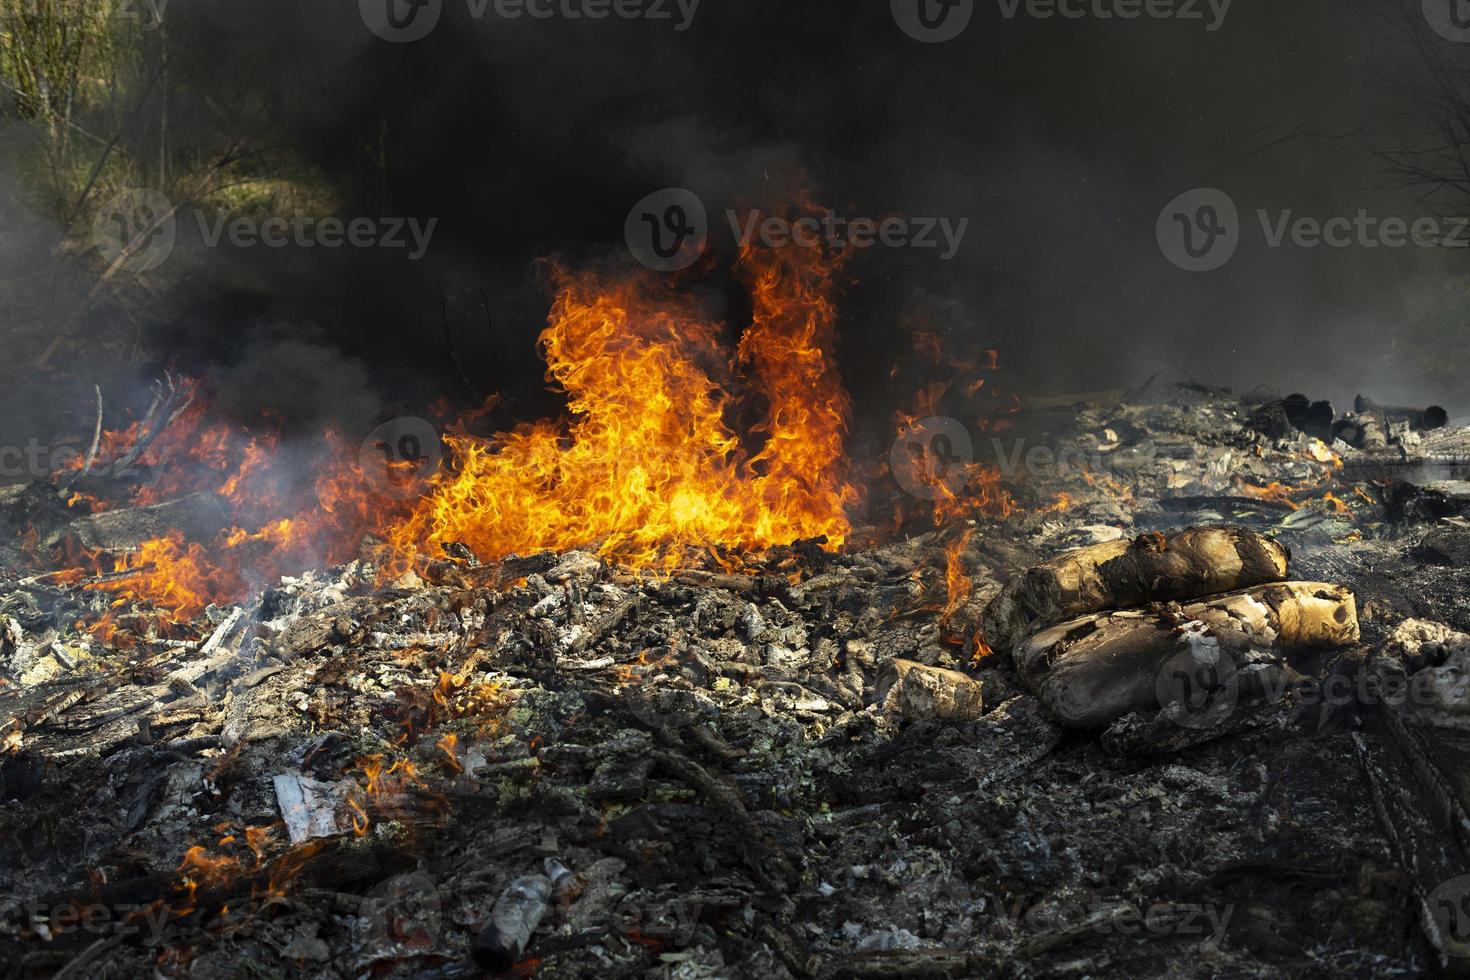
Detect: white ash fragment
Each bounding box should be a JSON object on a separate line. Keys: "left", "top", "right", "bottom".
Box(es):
{"left": 1372, "top": 619, "right": 1470, "bottom": 729}
{"left": 273, "top": 773, "right": 355, "bottom": 844}
{"left": 1383, "top": 618, "right": 1470, "bottom": 666}
{"left": 546, "top": 550, "right": 602, "bottom": 585}
{"left": 151, "top": 761, "right": 205, "bottom": 822}
{"left": 761, "top": 644, "right": 805, "bottom": 669}
{"left": 874, "top": 659, "right": 986, "bottom": 722}
{"left": 529, "top": 590, "right": 565, "bottom": 619}
{"left": 850, "top": 926, "right": 928, "bottom": 952}
{"left": 1061, "top": 525, "right": 1127, "bottom": 547}
{"left": 736, "top": 603, "right": 766, "bottom": 642}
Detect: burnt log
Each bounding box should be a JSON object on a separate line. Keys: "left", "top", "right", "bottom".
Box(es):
{"left": 1302, "top": 400, "right": 1337, "bottom": 442}
{"left": 1355, "top": 396, "right": 1451, "bottom": 432}
{"left": 1015, "top": 582, "right": 1360, "bottom": 727}
{"left": 1282, "top": 393, "right": 1312, "bottom": 428}
{"left": 43, "top": 492, "right": 230, "bottom": 553}
{"left": 978, "top": 525, "right": 1290, "bottom": 655}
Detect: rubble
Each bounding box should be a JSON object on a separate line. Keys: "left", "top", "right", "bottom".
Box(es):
{"left": 977, "top": 524, "right": 1291, "bottom": 654}
{"left": 873, "top": 659, "right": 986, "bottom": 722}
{"left": 1015, "top": 581, "right": 1359, "bottom": 728}
{"left": 0, "top": 381, "right": 1467, "bottom": 977}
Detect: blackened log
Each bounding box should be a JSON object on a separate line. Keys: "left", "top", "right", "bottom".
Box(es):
{"left": 1356, "top": 396, "right": 1452, "bottom": 432}
{"left": 978, "top": 525, "right": 1290, "bottom": 654}
{"left": 45, "top": 492, "right": 230, "bottom": 552}
{"left": 1283, "top": 393, "right": 1311, "bottom": 428}
{"left": 1302, "top": 400, "right": 1336, "bottom": 442}
{"left": 1015, "top": 582, "right": 1359, "bottom": 728}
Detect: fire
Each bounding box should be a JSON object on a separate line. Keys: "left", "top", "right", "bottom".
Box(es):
{"left": 1238, "top": 481, "right": 1302, "bottom": 510}
{"left": 31, "top": 205, "right": 1029, "bottom": 627}
{"left": 1048, "top": 491, "right": 1075, "bottom": 513}
{"left": 941, "top": 527, "right": 975, "bottom": 624}
{"left": 386, "top": 230, "right": 855, "bottom": 573}
{"left": 67, "top": 430, "right": 407, "bottom": 621}
{"left": 970, "top": 635, "right": 994, "bottom": 667}
{"left": 436, "top": 732, "right": 462, "bottom": 773}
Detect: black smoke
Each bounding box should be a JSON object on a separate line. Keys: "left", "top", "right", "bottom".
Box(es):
{"left": 3, "top": 0, "right": 1466, "bottom": 435}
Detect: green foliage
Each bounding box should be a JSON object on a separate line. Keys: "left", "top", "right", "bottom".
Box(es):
{"left": 0, "top": 0, "right": 151, "bottom": 216}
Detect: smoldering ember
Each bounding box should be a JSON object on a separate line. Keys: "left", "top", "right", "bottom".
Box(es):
{"left": 3, "top": 4, "right": 1470, "bottom": 980}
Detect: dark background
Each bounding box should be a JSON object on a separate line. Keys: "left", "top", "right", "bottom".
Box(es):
{"left": 4, "top": 0, "right": 1467, "bottom": 436}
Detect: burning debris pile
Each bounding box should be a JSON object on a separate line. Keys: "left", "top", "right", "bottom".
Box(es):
{"left": 1, "top": 374, "right": 1467, "bottom": 978}
{"left": 1, "top": 245, "right": 1468, "bottom": 976}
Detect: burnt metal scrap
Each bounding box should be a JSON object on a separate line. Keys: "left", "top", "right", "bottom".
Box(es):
{"left": 0, "top": 383, "right": 1468, "bottom": 978}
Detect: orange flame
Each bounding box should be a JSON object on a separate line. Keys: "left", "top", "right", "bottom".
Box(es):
{"left": 386, "top": 228, "right": 855, "bottom": 573}
{"left": 941, "top": 528, "right": 975, "bottom": 625}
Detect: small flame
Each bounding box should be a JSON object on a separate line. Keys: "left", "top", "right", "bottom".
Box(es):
{"left": 941, "top": 528, "right": 975, "bottom": 625}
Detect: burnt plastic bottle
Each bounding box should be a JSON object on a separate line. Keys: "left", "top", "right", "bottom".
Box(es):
{"left": 471, "top": 873, "right": 552, "bottom": 972}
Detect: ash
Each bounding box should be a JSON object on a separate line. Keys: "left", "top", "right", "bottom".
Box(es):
{"left": 3, "top": 382, "right": 1470, "bottom": 979}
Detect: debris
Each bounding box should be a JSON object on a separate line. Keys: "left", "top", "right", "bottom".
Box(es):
{"left": 472, "top": 873, "right": 553, "bottom": 972}
{"left": 1016, "top": 582, "right": 1359, "bottom": 727}
{"left": 873, "top": 659, "right": 986, "bottom": 722}
{"left": 978, "top": 525, "right": 1289, "bottom": 655}
{"left": 273, "top": 773, "right": 353, "bottom": 844}
{"left": 0, "top": 381, "right": 1462, "bottom": 978}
